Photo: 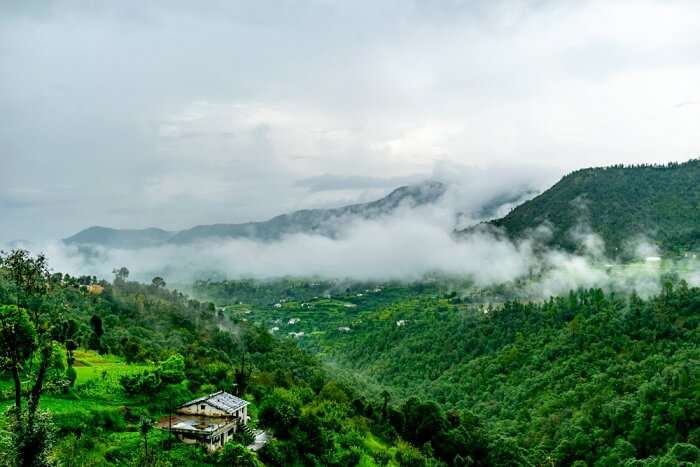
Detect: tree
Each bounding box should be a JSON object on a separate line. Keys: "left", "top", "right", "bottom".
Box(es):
{"left": 151, "top": 276, "right": 166, "bottom": 289}
{"left": 0, "top": 250, "right": 49, "bottom": 324}
{"left": 380, "top": 390, "right": 391, "bottom": 419}
{"left": 0, "top": 305, "right": 37, "bottom": 409}
{"left": 234, "top": 351, "right": 253, "bottom": 397}
{"left": 112, "top": 267, "right": 129, "bottom": 284}
{"left": 5, "top": 407, "right": 56, "bottom": 467}
{"left": 139, "top": 416, "right": 152, "bottom": 461}
{"left": 159, "top": 353, "right": 186, "bottom": 384}
{"left": 65, "top": 339, "right": 77, "bottom": 367}
{"left": 0, "top": 251, "right": 62, "bottom": 467}
{"left": 0, "top": 305, "right": 59, "bottom": 467}
{"left": 89, "top": 315, "right": 103, "bottom": 351}
{"left": 216, "top": 442, "right": 261, "bottom": 467}
{"left": 259, "top": 389, "right": 301, "bottom": 438}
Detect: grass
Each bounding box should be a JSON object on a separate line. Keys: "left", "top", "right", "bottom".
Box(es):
{"left": 361, "top": 432, "right": 399, "bottom": 467}
{"left": 68, "top": 350, "right": 153, "bottom": 401}
{"left": 73, "top": 350, "right": 152, "bottom": 384}
{"left": 0, "top": 351, "right": 152, "bottom": 419}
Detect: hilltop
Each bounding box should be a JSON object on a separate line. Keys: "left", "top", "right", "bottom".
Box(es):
{"left": 487, "top": 160, "right": 700, "bottom": 256}
{"left": 64, "top": 227, "right": 175, "bottom": 249}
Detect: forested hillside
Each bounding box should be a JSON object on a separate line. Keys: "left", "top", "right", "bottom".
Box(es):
{"left": 199, "top": 277, "right": 700, "bottom": 466}
{"left": 488, "top": 160, "right": 700, "bottom": 256}
{"left": 0, "top": 251, "right": 523, "bottom": 466}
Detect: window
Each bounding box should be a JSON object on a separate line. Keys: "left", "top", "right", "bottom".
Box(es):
{"left": 200, "top": 404, "right": 205, "bottom": 410}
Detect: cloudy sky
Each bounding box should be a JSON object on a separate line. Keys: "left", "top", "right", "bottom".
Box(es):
{"left": 2, "top": 0, "right": 699, "bottom": 243}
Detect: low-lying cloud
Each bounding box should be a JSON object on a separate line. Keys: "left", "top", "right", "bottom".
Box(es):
{"left": 23, "top": 198, "right": 691, "bottom": 301}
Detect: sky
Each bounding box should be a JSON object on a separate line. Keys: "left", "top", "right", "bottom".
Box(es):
{"left": 2, "top": 0, "right": 700, "bottom": 243}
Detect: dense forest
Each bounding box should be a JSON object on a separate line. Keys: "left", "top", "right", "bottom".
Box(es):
{"left": 0, "top": 250, "right": 527, "bottom": 466}
{"left": 487, "top": 159, "right": 700, "bottom": 256}
{"left": 198, "top": 277, "right": 700, "bottom": 466}
{"left": 2, "top": 250, "right": 700, "bottom": 465}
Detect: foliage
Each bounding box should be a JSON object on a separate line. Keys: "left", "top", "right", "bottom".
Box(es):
{"left": 2, "top": 407, "right": 56, "bottom": 467}
{"left": 216, "top": 442, "right": 262, "bottom": 467}
{"left": 490, "top": 159, "right": 700, "bottom": 256}
{"left": 200, "top": 276, "right": 700, "bottom": 465}
{"left": 1, "top": 252, "right": 418, "bottom": 465}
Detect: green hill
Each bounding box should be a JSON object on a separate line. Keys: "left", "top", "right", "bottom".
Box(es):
{"left": 488, "top": 160, "right": 700, "bottom": 256}
{"left": 197, "top": 277, "right": 700, "bottom": 466}
{"left": 0, "top": 251, "right": 505, "bottom": 466}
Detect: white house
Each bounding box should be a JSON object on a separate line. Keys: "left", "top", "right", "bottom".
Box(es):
{"left": 159, "top": 391, "right": 249, "bottom": 452}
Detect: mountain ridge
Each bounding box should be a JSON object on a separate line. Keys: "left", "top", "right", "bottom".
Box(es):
{"left": 65, "top": 180, "right": 448, "bottom": 248}
{"left": 485, "top": 159, "right": 700, "bottom": 255}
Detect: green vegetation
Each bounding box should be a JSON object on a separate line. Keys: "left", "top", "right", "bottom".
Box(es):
{"left": 489, "top": 159, "right": 700, "bottom": 256}
{"left": 1, "top": 251, "right": 492, "bottom": 466}
{"left": 3, "top": 238, "right": 700, "bottom": 465}
{"left": 199, "top": 276, "right": 700, "bottom": 465}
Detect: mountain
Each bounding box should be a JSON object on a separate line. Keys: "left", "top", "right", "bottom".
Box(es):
{"left": 64, "top": 226, "right": 174, "bottom": 249}
{"left": 486, "top": 159, "right": 700, "bottom": 256}
{"left": 65, "top": 181, "right": 447, "bottom": 248}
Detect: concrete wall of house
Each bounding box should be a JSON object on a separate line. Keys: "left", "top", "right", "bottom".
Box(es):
{"left": 177, "top": 402, "right": 249, "bottom": 422}
{"left": 206, "top": 427, "right": 232, "bottom": 451}
{"left": 191, "top": 421, "right": 238, "bottom": 452}
{"left": 177, "top": 402, "right": 229, "bottom": 417}
{"left": 176, "top": 433, "right": 199, "bottom": 445}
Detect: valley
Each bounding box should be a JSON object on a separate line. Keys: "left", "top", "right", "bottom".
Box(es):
{"left": 5, "top": 3, "right": 700, "bottom": 465}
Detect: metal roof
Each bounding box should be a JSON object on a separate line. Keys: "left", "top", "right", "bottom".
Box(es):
{"left": 158, "top": 414, "right": 235, "bottom": 434}
{"left": 179, "top": 390, "right": 249, "bottom": 415}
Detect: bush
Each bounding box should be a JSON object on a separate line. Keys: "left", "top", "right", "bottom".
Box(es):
{"left": 66, "top": 366, "right": 77, "bottom": 387}
{"left": 159, "top": 353, "right": 186, "bottom": 384}
{"left": 216, "top": 442, "right": 262, "bottom": 466}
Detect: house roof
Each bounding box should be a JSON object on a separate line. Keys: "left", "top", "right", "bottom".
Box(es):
{"left": 158, "top": 414, "right": 236, "bottom": 435}
{"left": 179, "top": 390, "right": 249, "bottom": 414}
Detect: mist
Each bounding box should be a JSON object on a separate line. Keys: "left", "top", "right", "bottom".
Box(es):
{"left": 24, "top": 190, "right": 684, "bottom": 301}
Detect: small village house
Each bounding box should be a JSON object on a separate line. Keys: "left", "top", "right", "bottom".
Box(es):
{"left": 159, "top": 391, "right": 250, "bottom": 452}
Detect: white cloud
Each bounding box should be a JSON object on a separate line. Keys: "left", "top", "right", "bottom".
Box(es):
{"left": 1, "top": 0, "right": 699, "bottom": 242}
{"left": 32, "top": 199, "right": 665, "bottom": 301}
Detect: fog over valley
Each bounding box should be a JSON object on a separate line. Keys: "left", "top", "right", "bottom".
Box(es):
{"left": 21, "top": 173, "right": 698, "bottom": 300}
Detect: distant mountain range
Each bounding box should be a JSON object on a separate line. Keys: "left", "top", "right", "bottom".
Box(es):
{"left": 66, "top": 160, "right": 700, "bottom": 256}
{"left": 483, "top": 159, "right": 700, "bottom": 255}
{"left": 64, "top": 181, "right": 449, "bottom": 249}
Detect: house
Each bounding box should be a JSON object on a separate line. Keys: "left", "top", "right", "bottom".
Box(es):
{"left": 86, "top": 284, "right": 104, "bottom": 295}
{"left": 159, "top": 391, "right": 249, "bottom": 452}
